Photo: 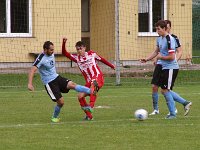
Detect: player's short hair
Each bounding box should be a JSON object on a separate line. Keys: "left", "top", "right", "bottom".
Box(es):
{"left": 75, "top": 41, "right": 86, "bottom": 47}
{"left": 165, "top": 20, "right": 171, "bottom": 27}
{"left": 155, "top": 20, "right": 167, "bottom": 29}
{"left": 43, "top": 41, "right": 53, "bottom": 50}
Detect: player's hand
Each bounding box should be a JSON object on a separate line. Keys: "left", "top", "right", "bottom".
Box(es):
{"left": 153, "top": 58, "right": 157, "bottom": 66}
{"left": 28, "top": 84, "right": 34, "bottom": 91}
{"left": 140, "top": 59, "right": 147, "bottom": 63}
{"left": 112, "top": 65, "right": 116, "bottom": 70}
{"left": 63, "top": 37, "right": 67, "bottom": 43}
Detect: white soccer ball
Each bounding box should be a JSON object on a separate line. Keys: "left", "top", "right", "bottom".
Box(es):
{"left": 134, "top": 109, "right": 148, "bottom": 121}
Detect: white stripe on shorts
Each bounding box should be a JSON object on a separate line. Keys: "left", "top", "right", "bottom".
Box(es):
{"left": 167, "top": 69, "right": 173, "bottom": 89}
{"left": 45, "top": 84, "right": 56, "bottom": 100}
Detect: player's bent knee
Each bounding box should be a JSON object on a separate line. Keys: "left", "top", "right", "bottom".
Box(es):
{"left": 67, "top": 81, "right": 77, "bottom": 89}
{"left": 77, "top": 92, "right": 87, "bottom": 100}
{"left": 57, "top": 98, "right": 64, "bottom": 107}
{"left": 152, "top": 85, "right": 159, "bottom": 92}
{"left": 57, "top": 102, "right": 64, "bottom": 107}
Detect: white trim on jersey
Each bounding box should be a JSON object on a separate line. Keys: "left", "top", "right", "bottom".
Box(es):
{"left": 168, "top": 49, "right": 175, "bottom": 53}
{"left": 45, "top": 84, "right": 56, "bottom": 100}
{"left": 167, "top": 69, "right": 173, "bottom": 90}
{"left": 77, "top": 52, "right": 101, "bottom": 82}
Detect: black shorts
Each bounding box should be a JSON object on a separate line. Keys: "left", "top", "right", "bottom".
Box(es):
{"left": 44, "top": 75, "right": 71, "bottom": 102}
{"left": 151, "top": 64, "right": 162, "bottom": 86}
{"left": 160, "top": 69, "right": 179, "bottom": 90}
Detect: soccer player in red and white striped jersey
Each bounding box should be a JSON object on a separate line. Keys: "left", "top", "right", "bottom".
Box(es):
{"left": 62, "top": 38, "right": 115, "bottom": 120}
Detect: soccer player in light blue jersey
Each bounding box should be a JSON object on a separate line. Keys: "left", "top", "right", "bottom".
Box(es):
{"left": 155, "top": 20, "right": 192, "bottom": 119}
{"left": 141, "top": 20, "right": 192, "bottom": 119}
{"left": 28, "top": 41, "right": 95, "bottom": 123}
{"left": 148, "top": 20, "right": 183, "bottom": 116}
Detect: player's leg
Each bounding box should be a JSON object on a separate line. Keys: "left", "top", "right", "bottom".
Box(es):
{"left": 150, "top": 84, "right": 159, "bottom": 115}
{"left": 54, "top": 75, "right": 91, "bottom": 94}
{"left": 90, "top": 79, "right": 99, "bottom": 96}
{"left": 50, "top": 75, "right": 91, "bottom": 122}
{"left": 170, "top": 91, "right": 192, "bottom": 116}
{"left": 169, "top": 69, "right": 192, "bottom": 116}
{"left": 78, "top": 92, "right": 93, "bottom": 120}
{"left": 51, "top": 97, "right": 64, "bottom": 122}
{"left": 57, "top": 76, "right": 93, "bottom": 120}
{"left": 149, "top": 64, "right": 162, "bottom": 115}
{"left": 67, "top": 80, "right": 91, "bottom": 94}
{"left": 78, "top": 93, "right": 88, "bottom": 108}
{"left": 45, "top": 81, "right": 63, "bottom": 123}
{"left": 161, "top": 89, "right": 176, "bottom": 118}
{"left": 90, "top": 76, "right": 103, "bottom": 108}
{"left": 160, "top": 69, "right": 176, "bottom": 119}
{"left": 56, "top": 75, "right": 91, "bottom": 94}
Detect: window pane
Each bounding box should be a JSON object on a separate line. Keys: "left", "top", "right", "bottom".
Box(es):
{"left": 152, "top": 0, "right": 164, "bottom": 32}
{"left": 0, "top": 0, "right": 6, "bottom": 33}
{"left": 11, "top": 0, "right": 29, "bottom": 33}
{"left": 138, "top": 0, "right": 149, "bottom": 32}
{"left": 81, "top": 0, "right": 90, "bottom": 32}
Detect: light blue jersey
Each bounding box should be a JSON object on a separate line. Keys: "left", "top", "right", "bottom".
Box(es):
{"left": 156, "top": 37, "right": 162, "bottom": 65}
{"left": 33, "top": 53, "right": 58, "bottom": 85}
{"left": 156, "top": 34, "right": 179, "bottom": 69}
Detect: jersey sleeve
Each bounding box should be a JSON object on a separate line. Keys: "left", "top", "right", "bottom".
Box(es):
{"left": 91, "top": 50, "right": 115, "bottom": 69}
{"left": 33, "top": 53, "right": 44, "bottom": 68}
{"left": 62, "top": 41, "right": 77, "bottom": 63}
{"left": 166, "top": 35, "right": 176, "bottom": 54}
{"left": 171, "top": 34, "right": 181, "bottom": 48}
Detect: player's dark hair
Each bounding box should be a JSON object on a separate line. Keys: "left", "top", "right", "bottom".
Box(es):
{"left": 75, "top": 41, "right": 86, "bottom": 47}
{"left": 165, "top": 20, "right": 171, "bottom": 27}
{"left": 155, "top": 20, "right": 167, "bottom": 29}
{"left": 43, "top": 41, "right": 53, "bottom": 50}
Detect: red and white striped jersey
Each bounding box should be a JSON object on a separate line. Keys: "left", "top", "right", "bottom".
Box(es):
{"left": 62, "top": 49, "right": 115, "bottom": 83}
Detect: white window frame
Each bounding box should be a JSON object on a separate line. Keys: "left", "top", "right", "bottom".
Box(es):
{"left": 0, "top": 0, "right": 32, "bottom": 37}
{"left": 138, "top": 0, "right": 167, "bottom": 36}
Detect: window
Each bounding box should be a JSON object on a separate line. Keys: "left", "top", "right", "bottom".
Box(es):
{"left": 0, "top": 1, "right": 6, "bottom": 33}
{"left": 81, "top": 0, "right": 90, "bottom": 32}
{"left": 0, "top": 0, "right": 32, "bottom": 37}
{"left": 138, "top": 0, "right": 167, "bottom": 36}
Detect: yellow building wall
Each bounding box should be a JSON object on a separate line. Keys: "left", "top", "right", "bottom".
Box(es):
{"left": 90, "top": 0, "right": 115, "bottom": 60}
{"left": 0, "top": 0, "right": 81, "bottom": 62}
{"left": 119, "top": 0, "right": 140, "bottom": 60}
{"left": 168, "top": 0, "right": 192, "bottom": 60}
{"left": 119, "top": 0, "right": 192, "bottom": 61}
{"left": 0, "top": 0, "right": 192, "bottom": 62}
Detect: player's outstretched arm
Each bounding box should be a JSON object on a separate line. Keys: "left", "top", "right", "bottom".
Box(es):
{"left": 140, "top": 46, "right": 159, "bottom": 63}
{"left": 62, "top": 37, "right": 70, "bottom": 57}
{"left": 98, "top": 55, "right": 115, "bottom": 69}
{"left": 62, "top": 37, "right": 77, "bottom": 62}
{"left": 28, "top": 66, "right": 37, "bottom": 91}
{"left": 95, "top": 53, "right": 115, "bottom": 70}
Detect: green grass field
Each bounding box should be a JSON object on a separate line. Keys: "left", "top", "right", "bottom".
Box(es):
{"left": 0, "top": 72, "right": 200, "bottom": 150}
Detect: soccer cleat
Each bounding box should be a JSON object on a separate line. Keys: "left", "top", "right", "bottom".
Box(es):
{"left": 149, "top": 110, "right": 159, "bottom": 115}
{"left": 167, "top": 108, "right": 178, "bottom": 116}
{"left": 90, "top": 79, "right": 99, "bottom": 96}
{"left": 165, "top": 115, "right": 176, "bottom": 119}
{"left": 81, "top": 106, "right": 93, "bottom": 113}
{"left": 184, "top": 102, "right": 192, "bottom": 116}
{"left": 51, "top": 117, "right": 60, "bottom": 123}
{"left": 83, "top": 116, "right": 93, "bottom": 121}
